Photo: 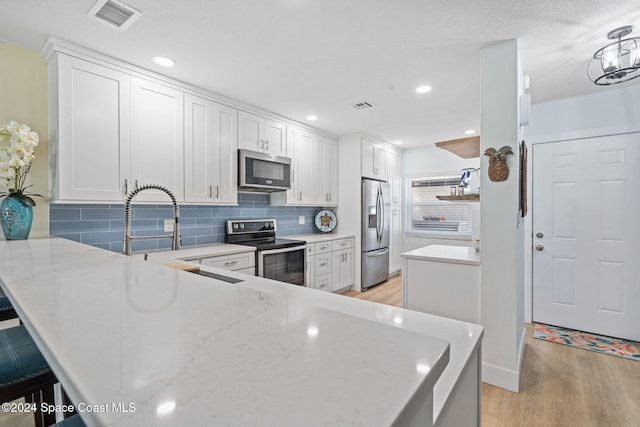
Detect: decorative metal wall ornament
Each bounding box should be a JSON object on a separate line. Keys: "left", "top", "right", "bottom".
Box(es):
{"left": 484, "top": 146, "right": 514, "bottom": 182}
{"left": 519, "top": 141, "right": 528, "bottom": 217}
{"left": 588, "top": 25, "right": 640, "bottom": 85}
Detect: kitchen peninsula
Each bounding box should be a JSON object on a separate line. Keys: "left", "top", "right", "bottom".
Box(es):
{"left": 402, "top": 245, "right": 481, "bottom": 324}
{"left": 0, "top": 238, "right": 482, "bottom": 426}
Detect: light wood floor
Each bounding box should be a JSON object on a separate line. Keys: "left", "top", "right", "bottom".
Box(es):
{"left": 341, "top": 273, "right": 403, "bottom": 307}
{"left": 341, "top": 277, "right": 640, "bottom": 427}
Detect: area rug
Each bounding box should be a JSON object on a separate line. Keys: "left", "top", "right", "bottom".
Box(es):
{"left": 533, "top": 323, "right": 640, "bottom": 361}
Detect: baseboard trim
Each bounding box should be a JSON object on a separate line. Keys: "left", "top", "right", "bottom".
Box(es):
{"left": 482, "top": 362, "right": 520, "bottom": 393}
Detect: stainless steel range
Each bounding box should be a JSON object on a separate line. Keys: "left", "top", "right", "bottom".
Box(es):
{"left": 225, "top": 219, "right": 306, "bottom": 286}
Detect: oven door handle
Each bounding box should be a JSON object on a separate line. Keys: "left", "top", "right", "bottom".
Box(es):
{"left": 258, "top": 246, "right": 306, "bottom": 256}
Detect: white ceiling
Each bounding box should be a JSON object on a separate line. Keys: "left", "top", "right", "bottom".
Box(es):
{"left": 2, "top": 0, "right": 640, "bottom": 149}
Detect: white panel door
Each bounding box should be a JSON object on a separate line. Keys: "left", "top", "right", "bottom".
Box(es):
{"left": 130, "top": 77, "right": 184, "bottom": 201}
{"left": 532, "top": 133, "right": 640, "bottom": 341}
{"left": 57, "top": 55, "right": 131, "bottom": 201}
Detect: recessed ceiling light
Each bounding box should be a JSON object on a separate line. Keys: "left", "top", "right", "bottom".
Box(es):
{"left": 394, "top": 140, "right": 403, "bottom": 145}
{"left": 415, "top": 85, "right": 432, "bottom": 94}
{"left": 464, "top": 129, "right": 476, "bottom": 135}
{"left": 152, "top": 56, "right": 175, "bottom": 67}
{"left": 306, "top": 115, "right": 318, "bottom": 121}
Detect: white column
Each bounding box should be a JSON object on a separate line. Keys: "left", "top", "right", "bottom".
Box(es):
{"left": 480, "top": 39, "right": 526, "bottom": 392}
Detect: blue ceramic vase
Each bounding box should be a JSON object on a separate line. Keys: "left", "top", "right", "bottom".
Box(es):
{"left": 0, "top": 196, "right": 33, "bottom": 240}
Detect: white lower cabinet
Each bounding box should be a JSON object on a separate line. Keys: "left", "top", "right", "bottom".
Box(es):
{"left": 306, "top": 237, "right": 354, "bottom": 292}
{"left": 199, "top": 251, "right": 256, "bottom": 276}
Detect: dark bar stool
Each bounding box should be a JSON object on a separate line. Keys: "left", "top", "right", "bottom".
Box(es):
{"left": 0, "top": 325, "right": 57, "bottom": 427}
{"left": 0, "top": 288, "right": 18, "bottom": 322}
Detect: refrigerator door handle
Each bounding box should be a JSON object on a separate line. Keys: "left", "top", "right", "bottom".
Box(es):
{"left": 376, "top": 186, "right": 382, "bottom": 243}
{"left": 379, "top": 187, "right": 385, "bottom": 242}
{"left": 366, "top": 248, "right": 389, "bottom": 257}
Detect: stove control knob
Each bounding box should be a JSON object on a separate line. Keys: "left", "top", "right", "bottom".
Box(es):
{"left": 232, "top": 224, "right": 238, "bottom": 230}
{"left": 239, "top": 224, "right": 245, "bottom": 230}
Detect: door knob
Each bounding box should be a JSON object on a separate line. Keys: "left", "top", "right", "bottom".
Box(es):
{"left": 536, "top": 232, "right": 543, "bottom": 238}
{"left": 535, "top": 244, "right": 544, "bottom": 251}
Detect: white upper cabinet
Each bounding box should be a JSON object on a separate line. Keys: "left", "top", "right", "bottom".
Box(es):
{"left": 271, "top": 128, "right": 338, "bottom": 206}
{"left": 52, "top": 54, "right": 131, "bottom": 201}
{"left": 130, "top": 77, "right": 184, "bottom": 202}
{"left": 50, "top": 54, "right": 185, "bottom": 203}
{"left": 317, "top": 136, "right": 338, "bottom": 205}
{"left": 238, "top": 111, "right": 287, "bottom": 156}
{"left": 184, "top": 94, "right": 238, "bottom": 204}
{"left": 387, "top": 147, "right": 402, "bottom": 205}
{"left": 361, "top": 138, "right": 388, "bottom": 181}
{"left": 291, "top": 128, "right": 317, "bottom": 204}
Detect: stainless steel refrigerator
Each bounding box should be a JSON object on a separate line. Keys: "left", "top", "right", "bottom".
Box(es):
{"left": 361, "top": 179, "right": 390, "bottom": 290}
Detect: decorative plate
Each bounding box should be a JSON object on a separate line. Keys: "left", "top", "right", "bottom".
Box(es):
{"left": 314, "top": 210, "right": 337, "bottom": 233}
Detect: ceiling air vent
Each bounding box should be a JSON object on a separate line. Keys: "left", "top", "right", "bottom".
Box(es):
{"left": 350, "top": 100, "right": 376, "bottom": 110}
{"left": 89, "top": 0, "right": 142, "bottom": 30}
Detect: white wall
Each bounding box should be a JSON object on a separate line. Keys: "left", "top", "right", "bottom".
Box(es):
{"left": 528, "top": 85, "right": 640, "bottom": 138}
{"left": 402, "top": 145, "right": 479, "bottom": 251}
{"left": 522, "top": 83, "right": 640, "bottom": 323}
{"left": 0, "top": 43, "right": 49, "bottom": 238}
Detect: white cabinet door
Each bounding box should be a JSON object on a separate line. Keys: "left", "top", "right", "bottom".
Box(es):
{"left": 292, "top": 129, "right": 317, "bottom": 204}
{"left": 362, "top": 138, "right": 388, "bottom": 181}
{"left": 130, "top": 77, "right": 184, "bottom": 201}
{"left": 317, "top": 137, "right": 339, "bottom": 206}
{"left": 238, "top": 111, "right": 287, "bottom": 156}
{"left": 184, "top": 94, "right": 238, "bottom": 204}
{"left": 263, "top": 118, "right": 287, "bottom": 156}
{"left": 55, "top": 55, "right": 131, "bottom": 201}
{"left": 331, "top": 248, "right": 354, "bottom": 292}
{"left": 388, "top": 148, "right": 402, "bottom": 206}
{"left": 390, "top": 207, "right": 402, "bottom": 274}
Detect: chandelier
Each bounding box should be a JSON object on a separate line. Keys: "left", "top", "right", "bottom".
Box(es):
{"left": 588, "top": 25, "right": 640, "bottom": 85}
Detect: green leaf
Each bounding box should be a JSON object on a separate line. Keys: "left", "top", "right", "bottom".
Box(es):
{"left": 21, "top": 195, "right": 36, "bottom": 206}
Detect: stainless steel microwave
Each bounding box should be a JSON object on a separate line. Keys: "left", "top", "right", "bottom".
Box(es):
{"left": 238, "top": 149, "right": 292, "bottom": 192}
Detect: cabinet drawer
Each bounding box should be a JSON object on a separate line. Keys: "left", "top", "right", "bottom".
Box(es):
{"left": 314, "top": 273, "right": 331, "bottom": 292}
{"left": 314, "top": 241, "right": 332, "bottom": 254}
{"left": 200, "top": 252, "right": 255, "bottom": 271}
{"left": 314, "top": 253, "right": 332, "bottom": 275}
{"left": 331, "top": 238, "right": 354, "bottom": 251}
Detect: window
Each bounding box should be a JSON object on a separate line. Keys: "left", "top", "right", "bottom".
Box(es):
{"left": 407, "top": 174, "right": 472, "bottom": 238}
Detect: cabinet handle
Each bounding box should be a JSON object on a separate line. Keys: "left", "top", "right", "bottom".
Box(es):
{"left": 329, "top": 193, "right": 332, "bottom": 202}
{"left": 134, "top": 179, "right": 139, "bottom": 190}
{"left": 320, "top": 262, "right": 327, "bottom": 267}
{"left": 209, "top": 185, "right": 213, "bottom": 198}
{"left": 216, "top": 185, "right": 220, "bottom": 198}
{"left": 266, "top": 140, "right": 269, "bottom": 151}
{"left": 224, "top": 260, "right": 238, "bottom": 266}
{"left": 124, "top": 179, "right": 128, "bottom": 195}
{"left": 341, "top": 242, "right": 347, "bottom": 247}
{"left": 299, "top": 191, "right": 302, "bottom": 201}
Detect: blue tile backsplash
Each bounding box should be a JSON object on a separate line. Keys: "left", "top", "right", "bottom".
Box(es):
{"left": 50, "top": 193, "right": 324, "bottom": 253}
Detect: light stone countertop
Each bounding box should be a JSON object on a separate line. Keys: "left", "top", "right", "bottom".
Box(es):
{"left": 401, "top": 244, "right": 481, "bottom": 266}
{"left": 0, "top": 237, "right": 480, "bottom": 427}
{"left": 292, "top": 233, "right": 355, "bottom": 244}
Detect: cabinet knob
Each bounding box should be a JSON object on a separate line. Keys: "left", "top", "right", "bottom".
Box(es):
{"left": 209, "top": 185, "right": 213, "bottom": 198}
{"left": 535, "top": 244, "right": 544, "bottom": 251}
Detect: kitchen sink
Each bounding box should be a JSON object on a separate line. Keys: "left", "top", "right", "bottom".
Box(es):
{"left": 188, "top": 269, "right": 244, "bottom": 284}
